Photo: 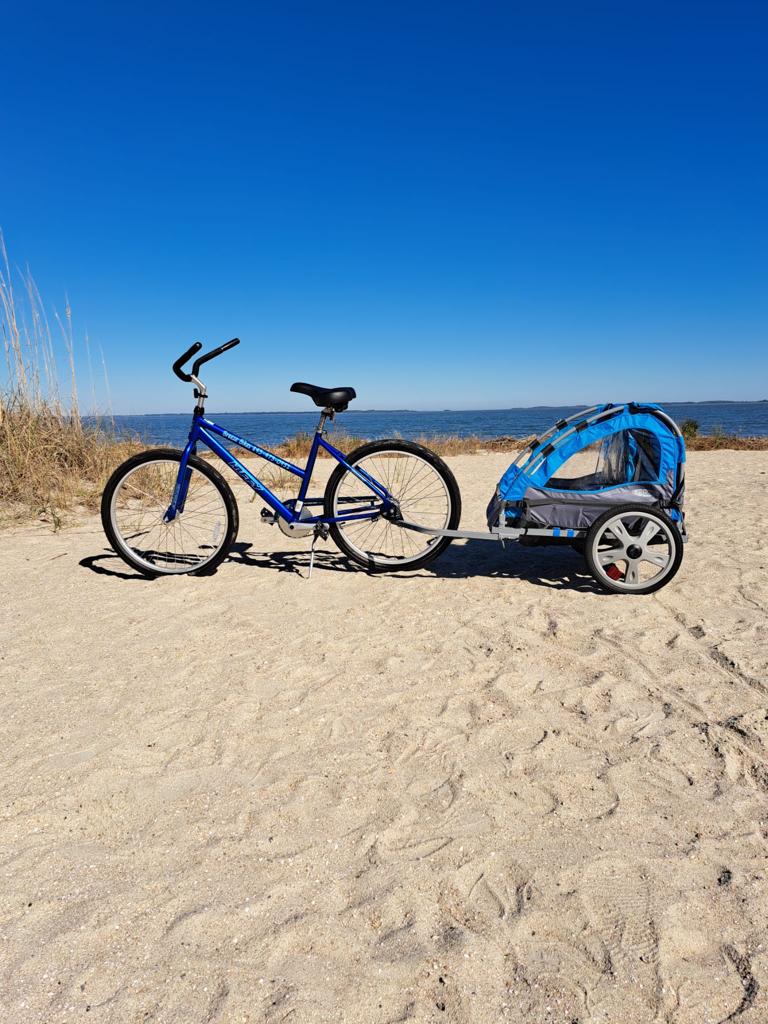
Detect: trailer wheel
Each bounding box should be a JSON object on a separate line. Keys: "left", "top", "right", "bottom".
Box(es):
{"left": 585, "top": 506, "right": 683, "bottom": 595}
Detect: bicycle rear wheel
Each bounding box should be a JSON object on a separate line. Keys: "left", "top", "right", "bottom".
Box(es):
{"left": 324, "top": 439, "right": 461, "bottom": 571}
{"left": 101, "top": 448, "right": 238, "bottom": 577}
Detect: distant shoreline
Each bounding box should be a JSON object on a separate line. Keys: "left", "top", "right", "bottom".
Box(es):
{"left": 100, "top": 399, "right": 768, "bottom": 418}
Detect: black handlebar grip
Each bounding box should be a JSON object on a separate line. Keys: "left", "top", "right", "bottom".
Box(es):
{"left": 172, "top": 341, "right": 203, "bottom": 382}
{"left": 191, "top": 337, "right": 240, "bottom": 378}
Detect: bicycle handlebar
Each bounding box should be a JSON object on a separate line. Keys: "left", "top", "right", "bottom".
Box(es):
{"left": 172, "top": 342, "right": 203, "bottom": 382}
{"left": 172, "top": 338, "right": 240, "bottom": 383}
{"left": 191, "top": 337, "right": 240, "bottom": 378}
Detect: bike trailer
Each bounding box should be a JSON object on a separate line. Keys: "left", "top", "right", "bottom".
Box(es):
{"left": 486, "top": 402, "right": 686, "bottom": 534}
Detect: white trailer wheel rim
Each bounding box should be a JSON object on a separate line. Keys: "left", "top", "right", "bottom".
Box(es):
{"left": 590, "top": 510, "right": 676, "bottom": 592}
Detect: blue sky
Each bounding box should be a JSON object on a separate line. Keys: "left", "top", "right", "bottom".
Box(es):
{"left": 2, "top": 1, "right": 766, "bottom": 413}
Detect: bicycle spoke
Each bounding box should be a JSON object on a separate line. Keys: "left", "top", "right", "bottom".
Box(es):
{"left": 334, "top": 448, "right": 451, "bottom": 565}
{"left": 110, "top": 459, "right": 229, "bottom": 573}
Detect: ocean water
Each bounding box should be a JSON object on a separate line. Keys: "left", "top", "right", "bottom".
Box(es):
{"left": 98, "top": 401, "right": 768, "bottom": 449}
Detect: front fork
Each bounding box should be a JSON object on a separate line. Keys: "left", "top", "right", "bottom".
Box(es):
{"left": 163, "top": 441, "right": 196, "bottom": 523}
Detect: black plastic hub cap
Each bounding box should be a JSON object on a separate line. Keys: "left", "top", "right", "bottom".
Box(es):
{"left": 626, "top": 543, "right": 643, "bottom": 559}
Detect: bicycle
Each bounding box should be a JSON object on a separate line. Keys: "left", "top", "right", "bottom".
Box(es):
{"left": 101, "top": 339, "right": 462, "bottom": 577}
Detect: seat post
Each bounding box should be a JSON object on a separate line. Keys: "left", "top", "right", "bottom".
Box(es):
{"left": 316, "top": 409, "right": 333, "bottom": 435}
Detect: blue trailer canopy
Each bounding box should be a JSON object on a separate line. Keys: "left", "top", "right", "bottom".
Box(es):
{"left": 487, "top": 403, "right": 686, "bottom": 531}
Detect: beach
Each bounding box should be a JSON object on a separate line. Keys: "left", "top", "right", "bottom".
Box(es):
{"left": 2, "top": 449, "right": 767, "bottom": 1023}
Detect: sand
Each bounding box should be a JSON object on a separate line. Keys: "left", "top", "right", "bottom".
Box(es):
{"left": 1, "top": 450, "right": 767, "bottom": 1024}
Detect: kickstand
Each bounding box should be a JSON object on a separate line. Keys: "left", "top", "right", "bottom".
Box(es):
{"left": 307, "top": 525, "right": 328, "bottom": 580}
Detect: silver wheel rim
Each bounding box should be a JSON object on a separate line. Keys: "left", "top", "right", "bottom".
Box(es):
{"left": 333, "top": 450, "right": 451, "bottom": 565}
{"left": 590, "top": 510, "right": 676, "bottom": 592}
{"left": 109, "top": 459, "right": 228, "bottom": 574}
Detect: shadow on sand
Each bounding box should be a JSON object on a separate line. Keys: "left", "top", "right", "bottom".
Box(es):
{"left": 79, "top": 552, "right": 155, "bottom": 581}
{"left": 81, "top": 538, "right": 602, "bottom": 593}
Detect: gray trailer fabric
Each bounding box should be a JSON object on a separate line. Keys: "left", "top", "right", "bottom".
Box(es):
{"left": 519, "top": 483, "right": 668, "bottom": 530}
{"left": 488, "top": 476, "right": 684, "bottom": 532}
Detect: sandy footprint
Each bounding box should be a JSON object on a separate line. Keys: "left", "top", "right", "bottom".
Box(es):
{"left": 580, "top": 858, "right": 661, "bottom": 1021}
{"left": 546, "top": 766, "right": 620, "bottom": 821}
{"left": 450, "top": 851, "right": 531, "bottom": 937}
{"left": 660, "top": 903, "right": 759, "bottom": 1024}
{"left": 378, "top": 809, "right": 454, "bottom": 862}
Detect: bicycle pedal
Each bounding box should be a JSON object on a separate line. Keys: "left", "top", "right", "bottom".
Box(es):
{"left": 260, "top": 507, "right": 277, "bottom": 525}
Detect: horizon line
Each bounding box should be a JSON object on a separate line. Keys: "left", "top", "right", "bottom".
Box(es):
{"left": 98, "top": 398, "right": 768, "bottom": 417}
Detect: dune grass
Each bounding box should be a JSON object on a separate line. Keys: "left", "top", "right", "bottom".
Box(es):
{"left": 0, "top": 236, "right": 141, "bottom": 524}
{"left": 684, "top": 433, "right": 768, "bottom": 451}
{"left": 269, "top": 430, "right": 536, "bottom": 460}
{"left": 678, "top": 418, "right": 767, "bottom": 450}
{"left": 267, "top": 429, "right": 768, "bottom": 458}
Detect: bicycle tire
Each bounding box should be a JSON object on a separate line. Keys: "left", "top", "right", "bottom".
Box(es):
{"left": 101, "top": 448, "right": 238, "bottom": 577}
{"left": 324, "top": 439, "right": 461, "bottom": 572}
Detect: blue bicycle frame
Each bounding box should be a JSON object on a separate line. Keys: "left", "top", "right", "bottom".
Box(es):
{"left": 164, "top": 412, "right": 396, "bottom": 525}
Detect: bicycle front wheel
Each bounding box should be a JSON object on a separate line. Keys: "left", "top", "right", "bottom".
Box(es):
{"left": 101, "top": 448, "right": 238, "bottom": 577}
{"left": 324, "top": 439, "right": 461, "bottom": 571}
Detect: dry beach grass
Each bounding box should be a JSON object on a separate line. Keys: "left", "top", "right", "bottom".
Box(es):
{"left": 0, "top": 237, "right": 142, "bottom": 523}
{"left": 2, "top": 448, "right": 768, "bottom": 1023}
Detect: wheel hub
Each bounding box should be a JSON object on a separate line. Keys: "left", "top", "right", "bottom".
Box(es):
{"left": 626, "top": 543, "right": 643, "bottom": 560}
